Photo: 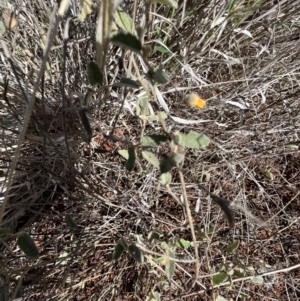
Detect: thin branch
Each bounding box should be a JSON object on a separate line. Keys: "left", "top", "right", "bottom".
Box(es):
{"left": 178, "top": 167, "right": 199, "bottom": 287}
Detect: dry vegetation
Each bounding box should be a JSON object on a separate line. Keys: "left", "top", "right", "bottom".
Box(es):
{"left": 0, "top": 0, "right": 300, "bottom": 300}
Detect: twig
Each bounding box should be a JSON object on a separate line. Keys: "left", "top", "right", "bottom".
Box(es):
{"left": 61, "top": 17, "right": 73, "bottom": 173}
{"left": 178, "top": 167, "right": 199, "bottom": 287}
{"left": 136, "top": 243, "right": 197, "bottom": 263}
{"left": 182, "top": 262, "right": 300, "bottom": 298}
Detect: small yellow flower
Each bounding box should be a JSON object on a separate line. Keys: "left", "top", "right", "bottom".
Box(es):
{"left": 186, "top": 93, "right": 206, "bottom": 109}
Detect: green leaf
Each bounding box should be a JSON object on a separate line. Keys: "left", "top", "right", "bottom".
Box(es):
{"left": 153, "top": 256, "right": 165, "bottom": 265}
{"left": 148, "top": 112, "right": 168, "bottom": 121}
{"left": 176, "top": 238, "right": 190, "bottom": 249}
{"left": 87, "top": 62, "right": 103, "bottom": 86}
{"left": 118, "top": 149, "right": 129, "bottom": 159}
{"left": 142, "top": 135, "right": 169, "bottom": 148}
{"left": 226, "top": 240, "right": 240, "bottom": 254}
{"left": 160, "top": 172, "right": 171, "bottom": 185}
{"left": 246, "top": 265, "right": 255, "bottom": 271}
{"left": 79, "top": 109, "right": 92, "bottom": 143}
{"left": 114, "top": 77, "right": 140, "bottom": 89}
{"left": 55, "top": 252, "right": 69, "bottom": 268}
{"left": 227, "top": 269, "right": 234, "bottom": 276}
{"left": 0, "top": 21, "right": 6, "bottom": 35}
{"left": 178, "top": 131, "right": 210, "bottom": 149}
{"left": 146, "top": 291, "right": 161, "bottom": 301}
{"left": 125, "top": 146, "right": 136, "bottom": 171}
{"left": 149, "top": 0, "right": 178, "bottom": 9}
{"left": 228, "top": 0, "right": 238, "bottom": 12}
{"left": 142, "top": 151, "right": 160, "bottom": 168}
{"left": 128, "top": 244, "right": 143, "bottom": 263}
{"left": 148, "top": 230, "right": 162, "bottom": 243}
{"left": 80, "top": 132, "right": 91, "bottom": 144}
{"left": 155, "top": 45, "right": 172, "bottom": 55}
{"left": 162, "top": 243, "right": 175, "bottom": 280}
{"left": 209, "top": 194, "right": 234, "bottom": 227}
{"left": 114, "top": 7, "right": 135, "bottom": 34}
{"left": 216, "top": 296, "right": 228, "bottom": 301}
{"left": 0, "top": 228, "right": 10, "bottom": 239}
{"left": 112, "top": 241, "right": 125, "bottom": 260}
{"left": 65, "top": 214, "right": 78, "bottom": 230}
{"left": 212, "top": 272, "right": 227, "bottom": 285}
{"left": 17, "top": 233, "right": 39, "bottom": 258}
{"left": 111, "top": 32, "right": 142, "bottom": 53}
{"left": 251, "top": 276, "right": 264, "bottom": 284}
{"left": 120, "top": 237, "right": 129, "bottom": 249}
{"left": 136, "top": 93, "right": 149, "bottom": 116}
{"left": 0, "top": 118, "right": 12, "bottom": 128}
{"left": 171, "top": 131, "right": 182, "bottom": 145}
{"left": 233, "top": 270, "right": 245, "bottom": 277}
{"left": 159, "top": 153, "right": 184, "bottom": 173}
{"left": 146, "top": 64, "right": 169, "bottom": 84}
{"left": 15, "top": 286, "right": 23, "bottom": 299}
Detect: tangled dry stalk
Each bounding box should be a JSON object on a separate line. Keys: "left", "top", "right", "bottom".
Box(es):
{"left": 0, "top": 0, "right": 300, "bottom": 300}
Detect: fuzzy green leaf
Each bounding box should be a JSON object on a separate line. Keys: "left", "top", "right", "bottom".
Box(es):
{"left": 159, "top": 153, "right": 184, "bottom": 173}
{"left": 142, "top": 151, "right": 160, "bottom": 168}
{"left": 17, "top": 233, "right": 39, "bottom": 258}
{"left": 128, "top": 244, "right": 143, "bottom": 263}
{"left": 136, "top": 93, "right": 149, "bottom": 116}
{"left": 126, "top": 146, "right": 136, "bottom": 171}
{"left": 233, "top": 270, "right": 245, "bottom": 277}
{"left": 226, "top": 240, "right": 240, "bottom": 254}
{"left": 0, "top": 118, "right": 12, "bottom": 128}
{"left": 162, "top": 243, "right": 176, "bottom": 280}
{"left": 112, "top": 241, "right": 125, "bottom": 260}
{"left": 148, "top": 230, "right": 162, "bottom": 243}
{"left": 65, "top": 214, "right": 78, "bottom": 230}
{"left": 111, "top": 32, "right": 142, "bottom": 53}
{"left": 87, "top": 62, "right": 103, "bottom": 86}
{"left": 212, "top": 272, "right": 228, "bottom": 285}
{"left": 209, "top": 194, "right": 234, "bottom": 227}
{"left": 155, "top": 45, "right": 172, "bottom": 54}
{"left": 0, "top": 21, "right": 6, "bottom": 35}
{"left": 160, "top": 172, "right": 172, "bottom": 185}
{"left": 120, "top": 238, "right": 129, "bottom": 249}
{"left": 246, "top": 265, "right": 255, "bottom": 271}
{"left": 178, "top": 131, "right": 210, "bottom": 149}
{"left": 146, "top": 291, "right": 161, "bottom": 301}
{"left": 148, "top": 112, "right": 168, "bottom": 121}
{"left": 251, "top": 276, "right": 264, "bottom": 284}
{"left": 0, "top": 228, "right": 10, "bottom": 239}
{"left": 146, "top": 64, "right": 169, "bottom": 84}
{"left": 142, "top": 135, "right": 169, "bottom": 148}
{"left": 55, "top": 252, "right": 69, "bottom": 268}
{"left": 114, "top": 77, "right": 140, "bottom": 89}
{"left": 118, "top": 149, "right": 129, "bottom": 159}
{"left": 79, "top": 109, "right": 92, "bottom": 143}
{"left": 114, "top": 8, "right": 135, "bottom": 34}
{"left": 215, "top": 296, "right": 228, "bottom": 301}
{"left": 176, "top": 238, "right": 190, "bottom": 249}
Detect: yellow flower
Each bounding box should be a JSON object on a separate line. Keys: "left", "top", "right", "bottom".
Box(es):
{"left": 186, "top": 93, "right": 206, "bottom": 109}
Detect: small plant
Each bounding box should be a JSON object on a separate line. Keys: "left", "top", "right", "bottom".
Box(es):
{"left": 0, "top": 0, "right": 298, "bottom": 300}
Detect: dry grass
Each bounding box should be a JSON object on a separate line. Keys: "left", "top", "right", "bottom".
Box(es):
{"left": 0, "top": 0, "right": 300, "bottom": 300}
